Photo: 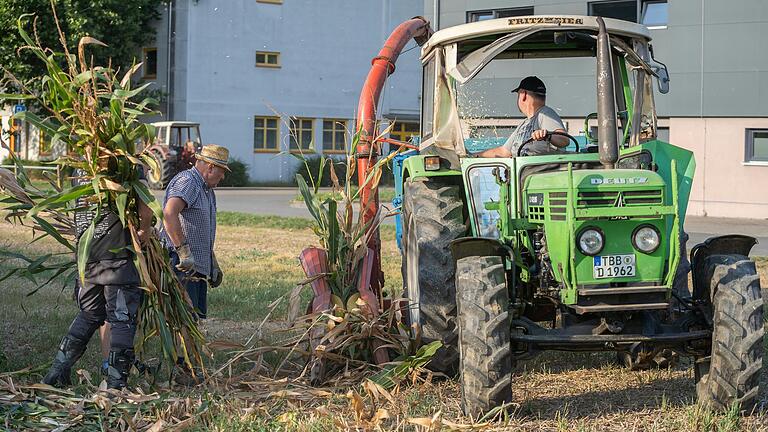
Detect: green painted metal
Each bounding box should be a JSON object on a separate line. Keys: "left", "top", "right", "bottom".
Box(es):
{"left": 455, "top": 149, "right": 688, "bottom": 307}
{"left": 618, "top": 58, "right": 633, "bottom": 146}
{"left": 401, "top": 155, "right": 462, "bottom": 180}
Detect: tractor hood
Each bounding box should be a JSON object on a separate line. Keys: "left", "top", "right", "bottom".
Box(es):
{"left": 525, "top": 169, "right": 666, "bottom": 192}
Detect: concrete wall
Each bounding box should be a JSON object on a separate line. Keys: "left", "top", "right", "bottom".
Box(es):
{"left": 671, "top": 117, "right": 768, "bottom": 219}
{"left": 153, "top": 0, "right": 422, "bottom": 183}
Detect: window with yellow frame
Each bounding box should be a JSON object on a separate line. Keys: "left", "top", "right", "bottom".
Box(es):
{"left": 389, "top": 121, "right": 419, "bottom": 143}
{"left": 322, "top": 119, "right": 347, "bottom": 153}
{"left": 39, "top": 130, "right": 53, "bottom": 156}
{"left": 254, "top": 116, "right": 280, "bottom": 152}
{"left": 255, "top": 51, "right": 280, "bottom": 68}
{"left": 289, "top": 117, "right": 314, "bottom": 152}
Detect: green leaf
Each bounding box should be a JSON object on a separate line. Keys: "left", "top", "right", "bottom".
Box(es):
{"left": 28, "top": 183, "right": 93, "bottom": 218}
{"left": 32, "top": 216, "right": 76, "bottom": 252}
{"left": 76, "top": 210, "right": 98, "bottom": 284}
{"left": 115, "top": 192, "right": 128, "bottom": 228}
{"left": 131, "top": 180, "right": 162, "bottom": 220}
{"left": 296, "top": 174, "right": 324, "bottom": 228}
{"left": 326, "top": 198, "right": 339, "bottom": 265}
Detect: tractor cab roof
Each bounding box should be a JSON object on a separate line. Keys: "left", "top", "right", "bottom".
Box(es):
{"left": 422, "top": 15, "right": 651, "bottom": 59}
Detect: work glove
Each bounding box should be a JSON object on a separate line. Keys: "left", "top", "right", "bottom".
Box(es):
{"left": 209, "top": 253, "right": 223, "bottom": 288}
{"left": 175, "top": 243, "right": 196, "bottom": 273}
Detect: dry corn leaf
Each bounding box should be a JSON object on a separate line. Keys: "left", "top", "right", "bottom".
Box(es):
{"left": 146, "top": 419, "right": 166, "bottom": 432}
{"left": 363, "top": 379, "right": 395, "bottom": 405}
{"left": 346, "top": 389, "right": 366, "bottom": 421}
{"left": 408, "top": 410, "right": 442, "bottom": 430}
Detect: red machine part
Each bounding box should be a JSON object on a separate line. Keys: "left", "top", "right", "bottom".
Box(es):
{"left": 355, "top": 16, "right": 432, "bottom": 297}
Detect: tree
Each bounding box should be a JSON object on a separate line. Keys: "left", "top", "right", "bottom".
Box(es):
{"left": 0, "top": 0, "right": 164, "bottom": 93}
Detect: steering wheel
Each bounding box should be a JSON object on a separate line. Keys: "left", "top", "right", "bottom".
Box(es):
{"left": 517, "top": 131, "right": 580, "bottom": 157}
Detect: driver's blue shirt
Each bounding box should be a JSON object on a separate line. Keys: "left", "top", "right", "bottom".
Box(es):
{"left": 502, "top": 105, "right": 565, "bottom": 156}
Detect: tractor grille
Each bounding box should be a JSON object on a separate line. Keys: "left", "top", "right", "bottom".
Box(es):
{"left": 577, "top": 189, "right": 663, "bottom": 208}
{"left": 528, "top": 205, "right": 545, "bottom": 221}
{"left": 549, "top": 192, "right": 567, "bottom": 221}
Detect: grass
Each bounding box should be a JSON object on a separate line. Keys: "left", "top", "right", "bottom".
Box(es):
{"left": 1, "top": 213, "right": 767, "bottom": 430}
{"left": 292, "top": 187, "right": 396, "bottom": 204}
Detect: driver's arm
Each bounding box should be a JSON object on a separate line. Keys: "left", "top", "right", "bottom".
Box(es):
{"left": 536, "top": 109, "right": 569, "bottom": 148}
{"left": 549, "top": 128, "right": 569, "bottom": 148}
{"left": 477, "top": 146, "right": 513, "bottom": 158}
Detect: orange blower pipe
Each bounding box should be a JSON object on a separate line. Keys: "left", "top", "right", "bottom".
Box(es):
{"left": 355, "top": 16, "right": 432, "bottom": 295}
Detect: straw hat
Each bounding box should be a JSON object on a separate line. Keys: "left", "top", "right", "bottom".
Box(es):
{"left": 195, "top": 144, "right": 231, "bottom": 171}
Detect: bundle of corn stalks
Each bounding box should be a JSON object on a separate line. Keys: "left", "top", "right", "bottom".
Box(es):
{"left": 0, "top": 373, "right": 207, "bottom": 430}
{"left": 289, "top": 125, "right": 422, "bottom": 384}
{"left": 0, "top": 11, "right": 205, "bottom": 370}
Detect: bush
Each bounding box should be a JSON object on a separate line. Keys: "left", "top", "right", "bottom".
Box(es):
{"left": 218, "top": 158, "right": 250, "bottom": 187}
{"left": 293, "top": 156, "right": 395, "bottom": 187}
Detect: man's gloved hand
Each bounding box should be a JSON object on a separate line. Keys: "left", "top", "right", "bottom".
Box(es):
{"left": 175, "top": 243, "right": 195, "bottom": 273}
{"left": 209, "top": 253, "right": 223, "bottom": 288}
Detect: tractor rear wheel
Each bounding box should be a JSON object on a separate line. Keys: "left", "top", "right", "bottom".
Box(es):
{"left": 456, "top": 255, "right": 513, "bottom": 416}
{"left": 695, "top": 255, "right": 764, "bottom": 412}
{"left": 146, "top": 149, "right": 174, "bottom": 190}
{"left": 402, "top": 179, "right": 467, "bottom": 375}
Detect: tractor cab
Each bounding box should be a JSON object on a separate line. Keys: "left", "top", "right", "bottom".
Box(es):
{"left": 145, "top": 121, "right": 204, "bottom": 189}
{"left": 393, "top": 15, "right": 762, "bottom": 416}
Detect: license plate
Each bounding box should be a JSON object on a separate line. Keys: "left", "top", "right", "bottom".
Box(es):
{"left": 593, "top": 254, "right": 636, "bottom": 279}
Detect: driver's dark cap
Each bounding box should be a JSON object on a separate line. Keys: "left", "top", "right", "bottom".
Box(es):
{"left": 512, "top": 76, "right": 546, "bottom": 96}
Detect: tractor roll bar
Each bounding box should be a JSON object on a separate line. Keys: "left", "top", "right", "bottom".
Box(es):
{"left": 596, "top": 17, "right": 619, "bottom": 169}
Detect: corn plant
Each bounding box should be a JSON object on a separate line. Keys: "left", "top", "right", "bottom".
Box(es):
{"left": 0, "top": 12, "right": 205, "bottom": 369}
{"left": 289, "top": 122, "right": 418, "bottom": 377}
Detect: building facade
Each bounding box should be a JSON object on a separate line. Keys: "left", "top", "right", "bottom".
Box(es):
{"left": 423, "top": 0, "right": 768, "bottom": 219}
{"left": 143, "top": 0, "right": 423, "bottom": 183}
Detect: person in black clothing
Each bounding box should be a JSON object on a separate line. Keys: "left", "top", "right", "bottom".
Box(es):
{"left": 42, "top": 169, "right": 153, "bottom": 390}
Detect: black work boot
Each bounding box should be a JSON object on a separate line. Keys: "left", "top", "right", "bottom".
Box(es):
{"left": 42, "top": 336, "right": 88, "bottom": 387}
{"left": 106, "top": 349, "right": 135, "bottom": 390}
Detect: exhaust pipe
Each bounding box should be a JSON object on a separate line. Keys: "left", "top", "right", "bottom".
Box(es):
{"left": 596, "top": 17, "right": 618, "bottom": 169}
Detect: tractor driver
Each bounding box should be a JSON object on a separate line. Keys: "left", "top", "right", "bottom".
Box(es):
{"left": 478, "top": 76, "right": 569, "bottom": 158}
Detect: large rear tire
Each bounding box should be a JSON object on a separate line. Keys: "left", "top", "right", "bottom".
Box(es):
{"left": 146, "top": 149, "right": 174, "bottom": 190}
{"left": 456, "top": 255, "right": 513, "bottom": 416}
{"left": 695, "top": 255, "right": 764, "bottom": 413}
{"left": 402, "top": 179, "right": 467, "bottom": 375}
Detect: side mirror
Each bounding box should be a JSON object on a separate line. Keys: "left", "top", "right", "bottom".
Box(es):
{"left": 653, "top": 66, "right": 670, "bottom": 94}
{"left": 648, "top": 44, "right": 670, "bottom": 94}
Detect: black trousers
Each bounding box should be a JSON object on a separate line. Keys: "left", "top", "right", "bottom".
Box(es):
{"left": 66, "top": 281, "right": 142, "bottom": 350}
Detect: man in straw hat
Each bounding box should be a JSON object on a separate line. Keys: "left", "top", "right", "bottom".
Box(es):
{"left": 160, "top": 144, "right": 230, "bottom": 321}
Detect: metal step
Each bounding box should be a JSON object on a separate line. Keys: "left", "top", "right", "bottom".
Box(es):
{"left": 578, "top": 286, "right": 668, "bottom": 296}
{"left": 572, "top": 302, "right": 668, "bottom": 314}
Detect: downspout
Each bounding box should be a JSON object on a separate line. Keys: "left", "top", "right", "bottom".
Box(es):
{"left": 166, "top": 0, "right": 175, "bottom": 119}
{"left": 355, "top": 17, "right": 432, "bottom": 295}
{"left": 596, "top": 17, "right": 618, "bottom": 169}
{"left": 433, "top": 0, "right": 440, "bottom": 31}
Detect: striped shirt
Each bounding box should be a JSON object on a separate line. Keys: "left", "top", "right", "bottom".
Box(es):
{"left": 160, "top": 167, "right": 217, "bottom": 276}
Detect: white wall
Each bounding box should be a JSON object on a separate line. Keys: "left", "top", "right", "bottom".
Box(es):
{"left": 170, "top": 0, "right": 422, "bottom": 183}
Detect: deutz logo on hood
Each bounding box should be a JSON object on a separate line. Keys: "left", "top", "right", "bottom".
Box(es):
{"left": 590, "top": 177, "right": 648, "bottom": 185}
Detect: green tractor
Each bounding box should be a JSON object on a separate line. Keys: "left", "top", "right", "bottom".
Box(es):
{"left": 394, "top": 16, "right": 764, "bottom": 415}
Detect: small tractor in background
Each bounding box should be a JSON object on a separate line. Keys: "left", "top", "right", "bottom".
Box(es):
{"left": 144, "top": 121, "right": 203, "bottom": 189}
{"left": 349, "top": 15, "right": 764, "bottom": 416}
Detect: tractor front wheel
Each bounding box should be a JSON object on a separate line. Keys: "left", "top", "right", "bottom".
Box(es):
{"left": 456, "top": 255, "right": 513, "bottom": 416}
{"left": 402, "top": 179, "right": 467, "bottom": 375}
{"left": 695, "top": 254, "right": 764, "bottom": 412}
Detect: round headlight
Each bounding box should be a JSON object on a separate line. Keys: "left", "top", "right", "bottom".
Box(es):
{"left": 578, "top": 228, "right": 604, "bottom": 256}
{"left": 633, "top": 225, "right": 660, "bottom": 253}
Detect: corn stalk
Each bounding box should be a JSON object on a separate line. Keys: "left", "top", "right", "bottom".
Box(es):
{"left": 0, "top": 10, "right": 205, "bottom": 369}
{"left": 289, "top": 123, "right": 422, "bottom": 381}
